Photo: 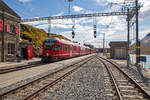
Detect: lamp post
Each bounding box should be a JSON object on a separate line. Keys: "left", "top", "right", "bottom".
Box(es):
{"left": 103, "top": 33, "right": 105, "bottom": 56}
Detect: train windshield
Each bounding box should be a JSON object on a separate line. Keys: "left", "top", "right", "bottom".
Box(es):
{"left": 44, "top": 39, "right": 55, "bottom": 50}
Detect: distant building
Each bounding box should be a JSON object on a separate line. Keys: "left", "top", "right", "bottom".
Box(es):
{"left": 109, "top": 41, "right": 128, "bottom": 59}
{"left": 98, "top": 48, "right": 110, "bottom": 53}
{"left": 0, "top": 0, "right": 21, "bottom": 62}
{"left": 84, "top": 43, "right": 94, "bottom": 49}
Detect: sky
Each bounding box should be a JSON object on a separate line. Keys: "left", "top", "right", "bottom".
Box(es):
{"left": 3, "top": 0, "right": 150, "bottom": 48}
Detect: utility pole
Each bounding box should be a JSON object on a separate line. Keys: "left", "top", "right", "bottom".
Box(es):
{"left": 68, "top": 0, "right": 73, "bottom": 15}
{"left": 1, "top": 10, "right": 5, "bottom": 62}
{"left": 135, "top": 0, "right": 145, "bottom": 81}
{"left": 48, "top": 19, "right": 51, "bottom": 38}
{"left": 103, "top": 33, "right": 105, "bottom": 56}
{"left": 135, "top": 0, "right": 140, "bottom": 64}
{"left": 127, "top": 8, "right": 130, "bottom": 67}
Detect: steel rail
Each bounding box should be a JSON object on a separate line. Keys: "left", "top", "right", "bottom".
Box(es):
{"left": 0, "top": 61, "right": 42, "bottom": 74}
{"left": 96, "top": 56, "right": 123, "bottom": 100}
{"left": 99, "top": 56, "right": 150, "bottom": 98}
{"left": 0, "top": 55, "right": 94, "bottom": 100}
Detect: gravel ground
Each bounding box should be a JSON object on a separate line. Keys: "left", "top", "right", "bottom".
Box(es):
{"left": 38, "top": 58, "right": 111, "bottom": 100}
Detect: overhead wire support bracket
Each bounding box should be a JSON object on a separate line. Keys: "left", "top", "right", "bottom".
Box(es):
{"left": 21, "top": 12, "right": 127, "bottom": 22}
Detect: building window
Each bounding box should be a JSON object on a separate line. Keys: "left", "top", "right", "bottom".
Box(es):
{"left": 10, "top": 25, "right": 15, "bottom": 33}
{"left": 0, "top": 19, "right": 3, "bottom": 32}
{"left": 6, "top": 24, "right": 10, "bottom": 33}
{"left": 8, "top": 43, "right": 15, "bottom": 54}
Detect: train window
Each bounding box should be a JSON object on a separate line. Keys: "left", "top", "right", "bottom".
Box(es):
{"left": 74, "top": 46, "right": 77, "bottom": 51}
{"left": 62, "top": 44, "right": 65, "bottom": 51}
{"left": 67, "top": 45, "right": 69, "bottom": 51}
{"left": 62, "top": 44, "right": 69, "bottom": 51}
{"left": 54, "top": 43, "right": 61, "bottom": 51}
{"left": 44, "top": 40, "right": 55, "bottom": 50}
{"left": 70, "top": 46, "right": 72, "bottom": 51}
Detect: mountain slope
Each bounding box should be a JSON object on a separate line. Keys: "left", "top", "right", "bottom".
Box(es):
{"left": 20, "top": 24, "right": 71, "bottom": 56}
{"left": 130, "top": 33, "right": 150, "bottom": 54}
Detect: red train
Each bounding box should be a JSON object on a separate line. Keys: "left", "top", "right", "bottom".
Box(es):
{"left": 41, "top": 38, "right": 96, "bottom": 62}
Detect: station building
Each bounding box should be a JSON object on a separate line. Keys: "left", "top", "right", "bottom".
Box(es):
{"left": 0, "top": 0, "right": 21, "bottom": 62}
{"left": 109, "top": 41, "right": 128, "bottom": 59}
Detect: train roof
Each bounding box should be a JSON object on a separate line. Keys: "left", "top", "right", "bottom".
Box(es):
{"left": 45, "top": 38, "right": 79, "bottom": 45}
{"left": 44, "top": 38, "right": 93, "bottom": 49}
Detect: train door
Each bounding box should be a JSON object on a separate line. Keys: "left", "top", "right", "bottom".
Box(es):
{"left": 54, "top": 42, "right": 61, "bottom": 59}
{"left": 70, "top": 45, "right": 72, "bottom": 57}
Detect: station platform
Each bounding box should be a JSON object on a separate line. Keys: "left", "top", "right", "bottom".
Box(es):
{"left": 0, "top": 58, "right": 41, "bottom": 70}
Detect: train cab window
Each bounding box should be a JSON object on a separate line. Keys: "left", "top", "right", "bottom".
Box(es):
{"left": 44, "top": 40, "right": 55, "bottom": 50}
{"left": 54, "top": 43, "right": 61, "bottom": 51}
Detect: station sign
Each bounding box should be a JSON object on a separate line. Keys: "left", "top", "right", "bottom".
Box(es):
{"left": 140, "top": 56, "right": 147, "bottom": 62}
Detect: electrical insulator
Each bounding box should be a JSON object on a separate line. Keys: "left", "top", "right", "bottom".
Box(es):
{"left": 94, "top": 25, "right": 96, "bottom": 30}
{"left": 72, "top": 31, "right": 75, "bottom": 38}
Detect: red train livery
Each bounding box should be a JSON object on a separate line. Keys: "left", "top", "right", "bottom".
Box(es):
{"left": 42, "top": 38, "right": 96, "bottom": 62}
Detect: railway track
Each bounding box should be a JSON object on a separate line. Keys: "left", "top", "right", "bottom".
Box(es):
{"left": 0, "top": 55, "right": 94, "bottom": 100}
{"left": 97, "top": 56, "right": 150, "bottom": 100}
{"left": 0, "top": 61, "right": 43, "bottom": 74}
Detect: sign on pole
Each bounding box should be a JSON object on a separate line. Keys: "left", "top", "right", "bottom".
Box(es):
{"left": 140, "top": 56, "right": 146, "bottom": 62}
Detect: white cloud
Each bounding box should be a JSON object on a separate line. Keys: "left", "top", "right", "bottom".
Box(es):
{"left": 22, "top": 15, "right": 128, "bottom": 48}
{"left": 19, "top": 0, "right": 32, "bottom": 3}
{"left": 73, "top": 6, "right": 83, "bottom": 12}
{"left": 95, "top": 0, "right": 124, "bottom": 6}
{"left": 139, "top": 0, "right": 150, "bottom": 20}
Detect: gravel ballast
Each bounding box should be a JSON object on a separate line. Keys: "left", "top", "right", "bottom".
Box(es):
{"left": 38, "top": 58, "right": 110, "bottom": 100}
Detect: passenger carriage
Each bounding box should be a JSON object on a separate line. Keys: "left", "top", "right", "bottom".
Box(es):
{"left": 42, "top": 38, "right": 95, "bottom": 63}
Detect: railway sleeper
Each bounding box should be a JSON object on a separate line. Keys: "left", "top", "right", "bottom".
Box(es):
{"left": 117, "top": 80, "right": 128, "bottom": 82}
{"left": 121, "top": 90, "right": 143, "bottom": 96}
{"left": 117, "top": 82, "right": 132, "bottom": 86}
{"left": 123, "top": 95, "right": 144, "bottom": 99}
{"left": 118, "top": 85, "right": 135, "bottom": 90}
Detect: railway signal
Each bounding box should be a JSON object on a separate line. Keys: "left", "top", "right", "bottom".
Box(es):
{"left": 72, "top": 19, "right": 75, "bottom": 38}
{"left": 93, "top": 25, "right": 96, "bottom": 38}
{"left": 72, "top": 31, "right": 75, "bottom": 38}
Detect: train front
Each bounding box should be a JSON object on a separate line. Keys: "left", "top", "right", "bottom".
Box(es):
{"left": 41, "top": 38, "right": 56, "bottom": 62}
